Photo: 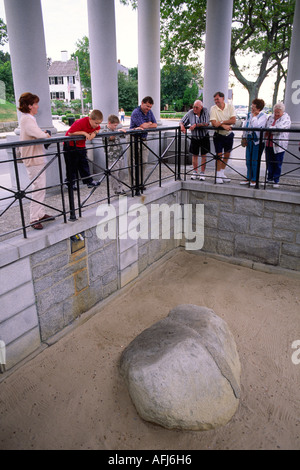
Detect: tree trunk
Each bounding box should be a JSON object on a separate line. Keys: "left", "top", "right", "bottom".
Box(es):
{"left": 230, "top": 54, "right": 262, "bottom": 109}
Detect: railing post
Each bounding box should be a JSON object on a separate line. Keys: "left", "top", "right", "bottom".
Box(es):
{"left": 63, "top": 143, "right": 77, "bottom": 221}
{"left": 134, "top": 134, "right": 140, "bottom": 196}
{"left": 12, "top": 146, "right": 27, "bottom": 238}
{"left": 56, "top": 142, "right": 67, "bottom": 224}
{"left": 159, "top": 130, "right": 162, "bottom": 187}
{"left": 129, "top": 134, "right": 134, "bottom": 197}
{"left": 256, "top": 130, "right": 264, "bottom": 189}
{"left": 177, "top": 127, "right": 182, "bottom": 181}
{"left": 104, "top": 137, "right": 111, "bottom": 204}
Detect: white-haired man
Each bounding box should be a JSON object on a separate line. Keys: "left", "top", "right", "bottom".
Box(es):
{"left": 180, "top": 100, "right": 210, "bottom": 180}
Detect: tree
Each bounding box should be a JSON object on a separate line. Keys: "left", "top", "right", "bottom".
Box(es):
{"left": 230, "top": 0, "right": 294, "bottom": 106}
{"left": 0, "top": 20, "right": 14, "bottom": 103}
{"left": 0, "top": 18, "right": 7, "bottom": 46}
{"left": 118, "top": 70, "right": 138, "bottom": 111}
{"left": 161, "top": 63, "right": 202, "bottom": 111}
{"left": 183, "top": 81, "right": 200, "bottom": 109}
{"left": 71, "top": 36, "right": 91, "bottom": 102}
{"left": 120, "top": 0, "right": 295, "bottom": 107}
{"left": 0, "top": 57, "right": 14, "bottom": 102}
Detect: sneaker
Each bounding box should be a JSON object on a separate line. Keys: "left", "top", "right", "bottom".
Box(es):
{"left": 87, "top": 180, "right": 100, "bottom": 188}
{"left": 216, "top": 177, "right": 224, "bottom": 184}
{"left": 266, "top": 180, "right": 273, "bottom": 185}
{"left": 249, "top": 182, "right": 256, "bottom": 187}
{"left": 273, "top": 183, "right": 280, "bottom": 188}
{"left": 199, "top": 173, "right": 206, "bottom": 181}
{"left": 222, "top": 175, "right": 231, "bottom": 183}
{"left": 191, "top": 171, "right": 199, "bottom": 180}
{"left": 240, "top": 180, "right": 249, "bottom": 185}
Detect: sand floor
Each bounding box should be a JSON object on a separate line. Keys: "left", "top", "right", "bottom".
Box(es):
{"left": 0, "top": 250, "right": 299, "bottom": 450}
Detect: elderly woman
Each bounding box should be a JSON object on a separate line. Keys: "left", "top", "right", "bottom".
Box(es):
{"left": 265, "top": 102, "right": 291, "bottom": 188}
{"left": 18, "top": 92, "right": 54, "bottom": 229}
{"left": 240, "top": 98, "right": 268, "bottom": 187}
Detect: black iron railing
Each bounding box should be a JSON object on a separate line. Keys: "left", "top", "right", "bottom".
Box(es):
{"left": 0, "top": 125, "right": 299, "bottom": 239}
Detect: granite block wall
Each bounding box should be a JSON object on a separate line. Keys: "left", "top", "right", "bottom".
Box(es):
{"left": 187, "top": 185, "right": 300, "bottom": 271}
{"left": 0, "top": 184, "right": 181, "bottom": 370}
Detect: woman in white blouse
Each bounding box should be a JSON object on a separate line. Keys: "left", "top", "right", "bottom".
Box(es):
{"left": 240, "top": 98, "right": 268, "bottom": 187}
{"left": 264, "top": 102, "right": 291, "bottom": 188}
{"left": 18, "top": 92, "right": 54, "bottom": 229}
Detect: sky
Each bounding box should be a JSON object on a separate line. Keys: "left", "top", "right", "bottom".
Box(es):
{"left": 0, "top": 0, "right": 138, "bottom": 67}
{"left": 0, "top": 0, "right": 285, "bottom": 107}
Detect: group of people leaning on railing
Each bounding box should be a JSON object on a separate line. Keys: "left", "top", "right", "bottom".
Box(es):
{"left": 17, "top": 91, "right": 293, "bottom": 231}
{"left": 17, "top": 92, "right": 157, "bottom": 230}
{"left": 180, "top": 91, "right": 292, "bottom": 188}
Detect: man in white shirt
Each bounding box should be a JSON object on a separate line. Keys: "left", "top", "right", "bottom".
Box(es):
{"left": 210, "top": 92, "right": 236, "bottom": 183}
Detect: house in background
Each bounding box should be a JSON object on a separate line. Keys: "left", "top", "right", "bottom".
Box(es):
{"left": 48, "top": 50, "right": 81, "bottom": 102}
{"left": 117, "top": 59, "right": 129, "bottom": 76}
{"left": 48, "top": 51, "right": 129, "bottom": 103}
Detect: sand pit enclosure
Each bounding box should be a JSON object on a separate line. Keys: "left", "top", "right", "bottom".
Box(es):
{"left": 0, "top": 250, "right": 299, "bottom": 450}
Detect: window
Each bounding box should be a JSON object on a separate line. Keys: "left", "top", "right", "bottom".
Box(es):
{"left": 50, "top": 92, "right": 65, "bottom": 100}
{"left": 68, "top": 76, "right": 75, "bottom": 85}
{"left": 49, "top": 76, "right": 64, "bottom": 85}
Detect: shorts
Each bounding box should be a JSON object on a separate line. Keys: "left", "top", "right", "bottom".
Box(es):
{"left": 189, "top": 136, "right": 211, "bottom": 156}
{"left": 213, "top": 132, "right": 234, "bottom": 154}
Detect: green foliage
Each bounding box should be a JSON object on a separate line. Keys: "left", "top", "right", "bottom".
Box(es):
{"left": 51, "top": 99, "right": 86, "bottom": 115}
{"left": 161, "top": 63, "right": 202, "bottom": 111}
{"left": 118, "top": 71, "right": 138, "bottom": 112}
{"left": 0, "top": 53, "right": 14, "bottom": 102}
{"left": 121, "top": 0, "right": 295, "bottom": 106}
{"left": 183, "top": 81, "right": 200, "bottom": 108}
{"left": 230, "top": 0, "right": 295, "bottom": 104}
{"left": 161, "top": 112, "right": 185, "bottom": 119}
{"left": 71, "top": 36, "right": 91, "bottom": 98}
{"left": 0, "top": 20, "right": 14, "bottom": 103}
{"left": 0, "top": 18, "right": 7, "bottom": 46}
{"left": 160, "top": 0, "right": 206, "bottom": 67}
{"left": 129, "top": 67, "right": 138, "bottom": 81}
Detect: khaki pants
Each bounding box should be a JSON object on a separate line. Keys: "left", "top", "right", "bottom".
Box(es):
{"left": 26, "top": 164, "right": 46, "bottom": 223}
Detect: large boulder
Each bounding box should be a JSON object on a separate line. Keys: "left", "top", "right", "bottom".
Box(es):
{"left": 119, "top": 304, "right": 241, "bottom": 430}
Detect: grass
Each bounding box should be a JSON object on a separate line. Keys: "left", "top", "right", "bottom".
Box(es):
{"left": 0, "top": 101, "right": 18, "bottom": 122}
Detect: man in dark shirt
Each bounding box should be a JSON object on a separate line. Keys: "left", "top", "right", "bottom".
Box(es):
{"left": 129, "top": 96, "right": 157, "bottom": 189}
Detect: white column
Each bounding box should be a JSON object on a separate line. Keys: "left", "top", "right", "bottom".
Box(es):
{"left": 138, "top": 0, "right": 161, "bottom": 121}
{"left": 284, "top": 0, "right": 300, "bottom": 126}
{"left": 283, "top": 0, "right": 300, "bottom": 175}
{"left": 4, "top": 0, "right": 56, "bottom": 133}
{"left": 203, "top": 0, "right": 233, "bottom": 109}
{"left": 87, "top": 0, "right": 118, "bottom": 121}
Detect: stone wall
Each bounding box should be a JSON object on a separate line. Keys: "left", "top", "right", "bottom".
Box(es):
{"left": 183, "top": 182, "right": 300, "bottom": 271}
{"left": 0, "top": 182, "right": 181, "bottom": 370}
{"left": 0, "top": 121, "right": 18, "bottom": 133}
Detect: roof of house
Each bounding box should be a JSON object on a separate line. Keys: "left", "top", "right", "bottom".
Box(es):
{"left": 48, "top": 60, "right": 77, "bottom": 76}
{"left": 48, "top": 59, "right": 129, "bottom": 77}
